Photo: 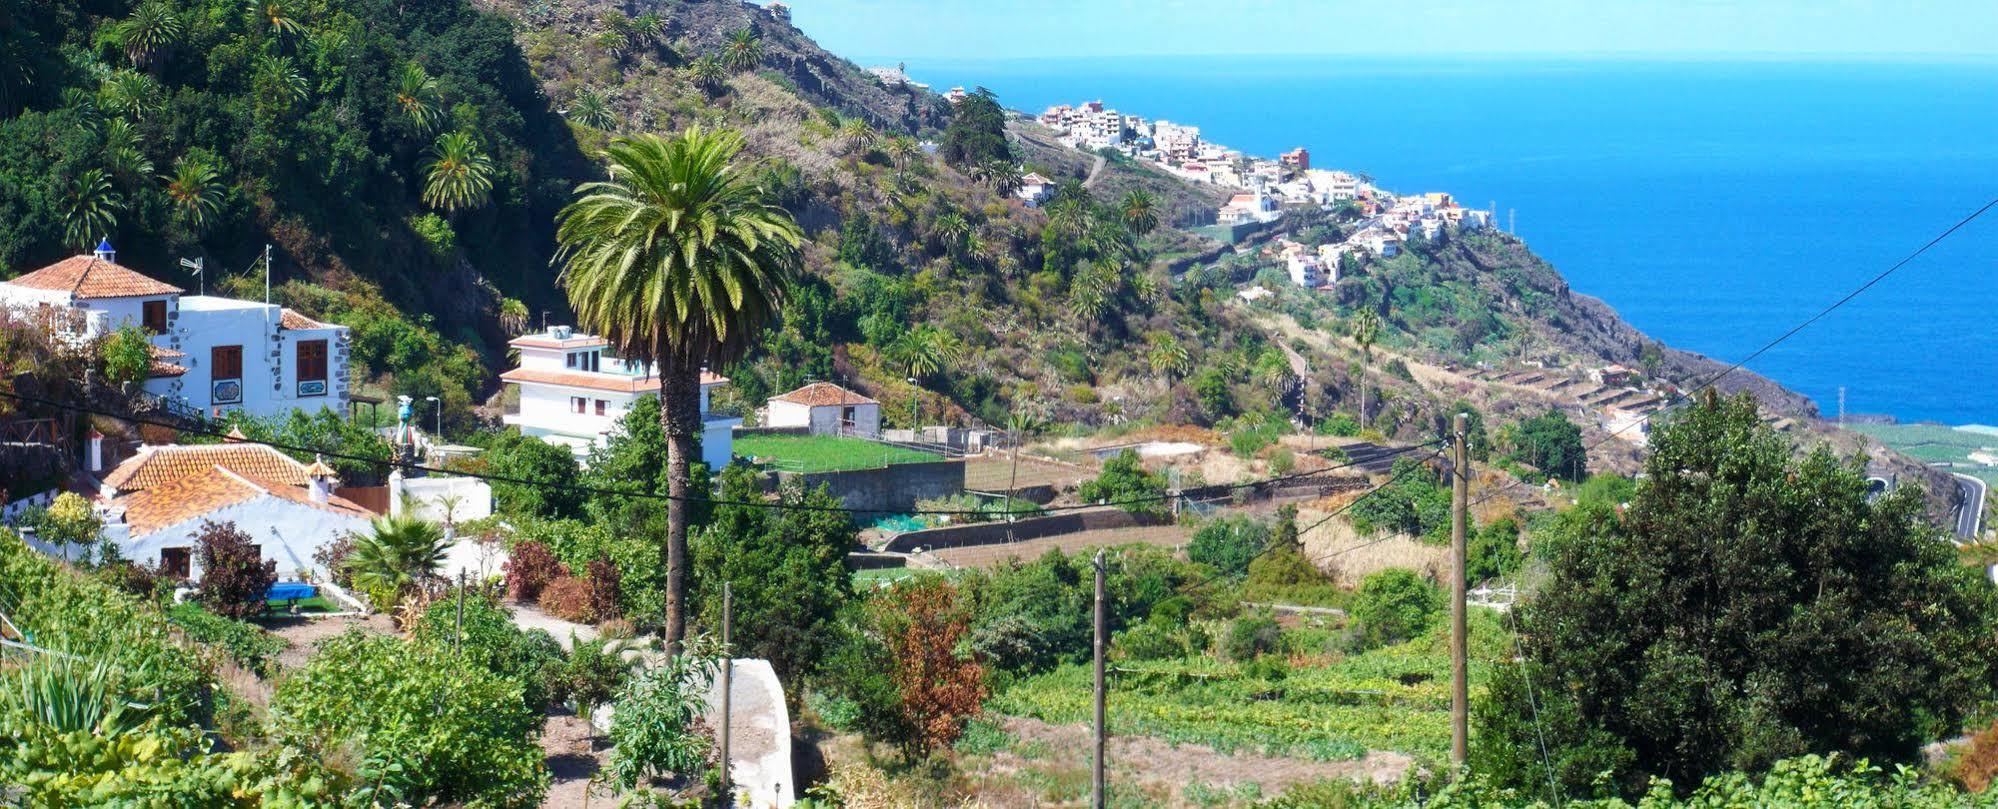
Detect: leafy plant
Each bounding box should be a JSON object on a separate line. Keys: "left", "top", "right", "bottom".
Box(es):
{"left": 1188, "top": 516, "right": 1272, "bottom": 577}
{"left": 343, "top": 513, "right": 448, "bottom": 612}
{"left": 1351, "top": 569, "right": 1440, "bottom": 650}
{"left": 97, "top": 325, "right": 152, "bottom": 387}
{"left": 604, "top": 635, "right": 725, "bottom": 791}
{"left": 422, "top": 131, "right": 495, "bottom": 214}
{"left": 1078, "top": 449, "right": 1167, "bottom": 515}
{"left": 167, "top": 602, "right": 288, "bottom": 677}
{"left": 195, "top": 520, "right": 278, "bottom": 620}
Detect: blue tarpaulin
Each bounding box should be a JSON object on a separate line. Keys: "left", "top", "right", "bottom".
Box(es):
{"left": 265, "top": 582, "right": 316, "bottom": 602}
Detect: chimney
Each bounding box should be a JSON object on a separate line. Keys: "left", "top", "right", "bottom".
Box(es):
{"left": 86, "top": 428, "right": 104, "bottom": 472}
{"left": 93, "top": 237, "right": 115, "bottom": 263}
{"left": 223, "top": 426, "right": 248, "bottom": 443}
{"left": 304, "top": 455, "right": 337, "bottom": 504}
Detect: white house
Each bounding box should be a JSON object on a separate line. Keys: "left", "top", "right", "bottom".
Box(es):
{"left": 1017, "top": 172, "right": 1056, "bottom": 207}
{"left": 764, "top": 382, "right": 880, "bottom": 437}
{"left": 97, "top": 441, "right": 372, "bottom": 580}
{"left": 499, "top": 327, "right": 738, "bottom": 469}
{"left": 0, "top": 241, "right": 350, "bottom": 420}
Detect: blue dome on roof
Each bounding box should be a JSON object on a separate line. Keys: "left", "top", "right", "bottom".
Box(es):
{"left": 94, "top": 238, "right": 114, "bottom": 256}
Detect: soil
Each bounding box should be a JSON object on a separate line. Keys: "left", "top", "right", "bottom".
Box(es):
{"left": 541, "top": 709, "right": 613, "bottom": 809}
{"left": 264, "top": 612, "right": 396, "bottom": 671}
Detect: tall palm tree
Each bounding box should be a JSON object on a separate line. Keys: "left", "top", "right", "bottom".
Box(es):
{"left": 497, "top": 297, "right": 529, "bottom": 336}
{"left": 1004, "top": 407, "right": 1047, "bottom": 516}
{"left": 885, "top": 136, "right": 921, "bottom": 176}
{"left": 61, "top": 169, "right": 122, "bottom": 251}
{"left": 931, "top": 211, "right": 970, "bottom": 257}
{"left": 345, "top": 514, "right": 449, "bottom": 611}
{"left": 567, "top": 87, "right": 615, "bottom": 130}
{"left": 721, "top": 26, "right": 762, "bottom": 73}
{"left": 422, "top": 131, "right": 494, "bottom": 214}
{"left": 394, "top": 62, "right": 442, "bottom": 133}
{"left": 118, "top": 0, "right": 183, "bottom": 69}
{"left": 102, "top": 118, "right": 153, "bottom": 185}
{"left": 1147, "top": 332, "right": 1190, "bottom": 385}
{"left": 247, "top": 0, "right": 304, "bottom": 43}
{"left": 687, "top": 55, "right": 727, "bottom": 98}
{"left": 1119, "top": 189, "right": 1158, "bottom": 238}
{"left": 1351, "top": 308, "right": 1380, "bottom": 427}
{"left": 554, "top": 127, "right": 803, "bottom": 656}
{"left": 838, "top": 118, "right": 876, "bottom": 155}
{"left": 891, "top": 324, "right": 964, "bottom": 382}
{"left": 161, "top": 153, "right": 225, "bottom": 234}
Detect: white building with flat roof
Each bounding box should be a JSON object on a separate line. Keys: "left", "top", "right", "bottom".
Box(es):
{"left": 499, "top": 327, "right": 737, "bottom": 469}
{"left": 0, "top": 241, "right": 349, "bottom": 420}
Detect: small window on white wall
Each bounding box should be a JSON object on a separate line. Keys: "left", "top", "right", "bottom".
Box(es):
{"left": 571, "top": 396, "right": 586, "bottom": 413}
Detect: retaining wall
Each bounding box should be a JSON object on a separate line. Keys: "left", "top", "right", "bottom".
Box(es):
{"left": 774, "top": 459, "right": 965, "bottom": 515}
{"left": 883, "top": 507, "right": 1170, "bottom": 553}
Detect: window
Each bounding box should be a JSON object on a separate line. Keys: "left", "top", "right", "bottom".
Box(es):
{"left": 595, "top": 399, "right": 607, "bottom": 416}
{"left": 142, "top": 300, "right": 167, "bottom": 334}
{"left": 571, "top": 396, "right": 587, "bottom": 414}
{"left": 211, "top": 345, "right": 242, "bottom": 380}
{"left": 296, "top": 339, "right": 327, "bottom": 397}
{"left": 160, "top": 547, "right": 191, "bottom": 579}
{"left": 567, "top": 352, "right": 578, "bottom": 368}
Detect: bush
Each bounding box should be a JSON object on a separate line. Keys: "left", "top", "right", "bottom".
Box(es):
{"left": 558, "top": 636, "right": 639, "bottom": 719}
{"left": 98, "top": 326, "right": 152, "bottom": 386}
{"left": 1077, "top": 449, "right": 1168, "bottom": 515}
{"left": 539, "top": 575, "right": 596, "bottom": 623}
{"left": 93, "top": 561, "right": 163, "bottom": 601}
{"left": 415, "top": 591, "right": 567, "bottom": 711}
{"left": 585, "top": 557, "right": 622, "bottom": 622}
{"left": 195, "top": 521, "right": 278, "bottom": 620}
{"left": 1351, "top": 569, "right": 1441, "bottom": 650}
{"left": 1114, "top": 622, "right": 1185, "bottom": 661}
{"left": 1187, "top": 516, "right": 1272, "bottom": 578}
{"left": 270, "top": 631, "right": 547, "bottom": 807}
{"left": 1225, "top": 614, "right": 1282, "bottom": 661}
{"left": 604, "top": 643, "right": 723, "bottom": 791}
{"left": 505, "top": 540, "right": 565, "bottom": 602}
{"left": 1316, "top": 413, "right": 1361, "bottom": 437}
{"left": 167, "top": 602, "right": 289, "bottom": 678}
{"left": 311, "top": 534, "right": 357, "bottom": 588}
{"left": 1466, "top": 518, "right": 1523, "bottom": 585}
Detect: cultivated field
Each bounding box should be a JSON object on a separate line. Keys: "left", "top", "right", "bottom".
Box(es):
{"left": 931, "top": 525, "right": 1194, "bottom": 568}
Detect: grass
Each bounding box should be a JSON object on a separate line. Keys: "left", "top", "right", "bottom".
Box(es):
{"left": 736, "top": 434, "right": 941, "bottom": 473}
{"left": 263, "top": 595, "right": 340, "bottom": 614}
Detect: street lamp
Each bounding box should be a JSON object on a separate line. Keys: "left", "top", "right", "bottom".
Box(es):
{"left": 424, "top": 396, "right": 442, "bottom": 442}
{"left": 906, "top": 377, "right": 919, "bottom": 433}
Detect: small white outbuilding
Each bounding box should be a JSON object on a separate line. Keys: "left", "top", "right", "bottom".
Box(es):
{"left": 764, "top": 383, "right": 880, "bottom": 438}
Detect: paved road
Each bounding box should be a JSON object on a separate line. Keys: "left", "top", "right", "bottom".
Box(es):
{"left": 1954, "top": 473, "right": 1987, "bottom": 540}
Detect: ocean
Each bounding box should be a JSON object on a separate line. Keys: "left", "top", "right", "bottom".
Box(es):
{"left": 909, "top": 57, "right": 1998, "bottom": 425}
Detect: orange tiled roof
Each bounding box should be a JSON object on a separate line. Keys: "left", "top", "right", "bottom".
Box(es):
{"left": 500, "top": 366, "right": 726, "bottom": 394}
{"left": 148, "top": 360, "right": 187, "bottom": 378}
{"left": 508, "top": 333, "right": 610, "bottom": 350}
{"left": 117, "top": 466, "right": 370, "bottom": 538}
{"left": 279, "top": 308, "right": 328, "bottom": 330}
{"left": 103, "top": 443, "right": 309, "bottom": 493}
{"left": 770, "top": 382, "right": 877, "bottom": 407}
{"left": 6, "top": 254, "right": 182, "bottom": 299}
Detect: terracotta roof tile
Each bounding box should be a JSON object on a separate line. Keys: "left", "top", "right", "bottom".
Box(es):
{"left": 148, "top": 360, "right": 188, "bottom": 378}
{"left": 279, "top": 309, "right": 328, "bottom": 330}
{"left": 116, "top": 466, "right": 371, "bottom": 538}
{"left": 103, "top": 444, "right": 309, "bottom": 493}
{"left": 5, "top": 255, "right": 182, "bottom": 299}
{"left": 500, "top": 367, "right": 727, "bottom": 394}
{"left": 770, "top": 382, "right": 877, "bottom": 407}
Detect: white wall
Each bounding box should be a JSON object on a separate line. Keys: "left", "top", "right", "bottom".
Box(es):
{"left": 516, "top": 384, "right": 635, "bottom": 438}
{"left": 390, "top": 475, "right": 494, "bottom": 523}
{"left": 765, "top": 400, "right": 814, "bottom": 428}
{"left": 128, "top": 497, "right": 369, "bottom": 581}
{"left": 173, "top": 299, "right": 348, "bottom": 420}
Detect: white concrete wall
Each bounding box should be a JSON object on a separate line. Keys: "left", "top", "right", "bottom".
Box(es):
{"left": 128, "top": 497, "right": 369, "bottom": 580}
{"left": 390, "top": 475, "right": 494, "bottom": 523}
{"left": 764, "top": 400, "right": 814, "bottom": 428}
{"left": 517, "top": 384, "right": 634, "bottom": 438}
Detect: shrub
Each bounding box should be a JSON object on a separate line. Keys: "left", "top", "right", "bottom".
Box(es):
{"left": 167, "top": 602, "right": 289, "bottom": 677}
{"left": 98, "top": 325, "right": 152, "bottom": 386}
{"left": 559, "top": 635, "right": 640, "bottom": 719}
{"left": 1317, "top": 413, "right": 1361, "bottom": 437}
{"left": 539, "top": 575, "right": 596, "bottom": 623}
{"left": 505, "top": 540, "right": 565, "bottom": 602}
{"left": 1225, "top": 614, "right": 1282, "bottom": 661}
{"left": 270, "top": 631, "right": 547, "bottom": 807}
{"left": 415, "top": 591, "right": 566, "bottom": 711}
{"left": 195, "top": 521, "right": 277, "bottom": 620}
{"left": 93, "top": 560, "right": 163, "bottom": 601}
{"left": 311, "top": 534, "right": 357, "bottom": 588}
{"left": 1077, "top": 449, "right": 1167, "bottom": 515}
{"left": 604, "top": 640, "right": 723, "bottom": 791}
{"left": 585, "top": 557, "right": 622, "bottom": 622}
{"left": 1114, "top": 622, "right": 1184, "bottom": 661}
{"left": 1351, "top": 569, "right": 1441, "bottom": 650}
{"left": 1187, "top": 516, "right": 1272, "bottom": 578}
{"left": 1950, "top": 719, "right": 1998, "bottom": 792}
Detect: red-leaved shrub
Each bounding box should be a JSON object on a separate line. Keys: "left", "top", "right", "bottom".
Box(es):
{"left": 505, "top": 541, "right": 564, "bottom": 603}
{"left": 538, "top": 575, "right": 595, "bottom": 623}
{"left": 585, "top": 557, "right": 622, "bottom": 622}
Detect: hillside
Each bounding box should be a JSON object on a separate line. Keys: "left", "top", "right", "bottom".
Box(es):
{"left": 0, "top": 0, "right": 1962, "bottom": 514}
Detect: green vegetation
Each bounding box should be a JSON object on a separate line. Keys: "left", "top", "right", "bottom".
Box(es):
{"left": 1477, "top": 395, "right": 1998, "bottom": 799}
{"left": 1506, "top": 410, "right": 1587, "bottom": 481}
{"left": 167, "top": 602, "right": 289, "bottom": 677}
{"left": 736, "top": 434, "right": 941, "bottom": 472}
{"left": 1187, "top": 515, "right": 1273, "bottom": 577}
{"left": 98, "top": 325, "right": 153, "bottom": 386}
{"left": 1850, "top": 423, "right": 1998, "bottom": 486}
{"left": 1079, "top": 449, "right": 1169, "bottom": 514}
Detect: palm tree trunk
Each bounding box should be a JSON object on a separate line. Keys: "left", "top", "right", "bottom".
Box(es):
{"left": 659, "top": 357, "right": 703, "bottom": 659}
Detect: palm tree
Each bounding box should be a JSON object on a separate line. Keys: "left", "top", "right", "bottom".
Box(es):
{"left": 1068, "top": 258, "right": 1118, "bottom": 327}
{"left": 254, "top": 54, "right": 307, "bottom": 105}
{"left": 247, "top": 0, "right": 304, "bottom": 43}
{"left": 721, "top": 26, "right": 762, "bottom": 73}
{"left": 554, "top": 127, "right": 803, "bottom": 656}
{"left": 422, "top": 131, "right": 494, "bottom": 214}
{"left": 118, "top": 0, "right": 183, "bottom": 69}
{"left": 931, "top": 211, "right": 970, "bottom": 257}
{"left": 630, "top": 11, "right": 664, "bottom": 42}
{"left": 1147, "top": 332, "right": 1190, "bottom": 385}
{"left": 687, "top": 55, "right": 727, "bottom": 98}
{"left": 885, "top": 136, "right": 921, "bottom": 175}
{"left": 344, "top": 514, "right": 449, "bottom": 611}
{"left": 102, "top": 118, "right": 153, "bottom": 185}
{"left": 100, "top": 70, "right": 162, "bottom": 121}
{"left": 1003, "top": 407, "right": 1047, "bottom": 515}
{"left": 394, "top": 62, "right": 442, "bottom": 133}
{"left": 891, "top": 324, "right": 964, "bottom": 382}
{"left": 61, "top": 169, "right": 122, "bottom": 251}
{"left": 161, "top": 153, "right": 225, "bottom": 234}
{"left": 498, "top": 297, "right": 529, "bottom": 336}
{"left": 980, "top": 158, "right": 1022, "bottom": 197}
{"left": 567, "top": 87, "right": 615, "bottom": 130}
{"left": 1351, "top": 308, "right": 1380, "bottom": 427}
{"left": 1119, "top": 189, "right": 1158, "bottom": 238}
{"left": 838, "top": 118, "right": 876, "bottom": 155}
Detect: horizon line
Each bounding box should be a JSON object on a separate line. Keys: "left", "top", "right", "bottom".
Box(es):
{"left": 857, "top": 50, "right": 1998, "bottom": 67}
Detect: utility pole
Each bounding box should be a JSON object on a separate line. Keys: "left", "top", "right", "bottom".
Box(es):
{"left": 1092, "top": 551, "right": 1108, "bottom": 809}
{"left": 263, "top": 244, "right": 272, "bottom": 304}
{"left": 720, "top": 582, "right": 733, "bottom": 796}
{"left": 1449, "top": 412, "right": 1470, "bottom": 767}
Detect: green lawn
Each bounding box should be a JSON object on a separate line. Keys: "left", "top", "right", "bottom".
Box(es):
{"left": 1848, "top": 424, "right": 1998, "bottom": 465}
{"left": 263, "top": 595, "right": 340, "bottom": 614}
{"left": 736, "top": 435, "right": 940, "bottom": 473}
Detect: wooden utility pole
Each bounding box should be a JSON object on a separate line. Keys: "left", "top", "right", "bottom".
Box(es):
{"left": 453, "top": 569, "right": 466, "bottom": 655}
{"left": 720, "top": 582, "right": 733, "bottom": 788}
{"left": 1450, "top": 412, "right": 1470, "bottom": 767}
{"left": 1092, "top": 551, "right": 1108, "bottom": 809}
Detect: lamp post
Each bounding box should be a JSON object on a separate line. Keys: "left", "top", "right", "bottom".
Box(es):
{"left": 424, "top": 396, "right": 442, "bottom": 443}
{"left": 906, "top": 376, "right": 920, "bottom": 433}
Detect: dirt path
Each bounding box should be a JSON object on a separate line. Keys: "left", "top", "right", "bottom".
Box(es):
{"left": 540, "top": 709, "right": 611, "bottom": 808}
{"left": 1082, "top": 152, "right": 1107, "bottom": 189}
{"left": 266, "top": 613, "right": 395, "bottom": 670}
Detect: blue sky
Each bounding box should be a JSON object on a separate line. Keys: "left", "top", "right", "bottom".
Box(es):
{"left": 784, "top": 0, "right": 1998, "bottom": 64}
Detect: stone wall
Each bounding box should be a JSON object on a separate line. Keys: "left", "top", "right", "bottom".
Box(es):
{"left": 774, "top": 459, "right": 966, "bottom": 515}
{"left": 883, "top": 507, "right": 1170, "bottom": 553}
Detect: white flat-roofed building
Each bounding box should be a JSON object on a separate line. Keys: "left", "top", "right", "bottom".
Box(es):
{"left": 0, "top": 241, "right": 349, "bottom": 420}
{"left": 499, "top": 326, "right": 738, "bottom": 469}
